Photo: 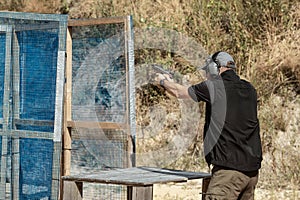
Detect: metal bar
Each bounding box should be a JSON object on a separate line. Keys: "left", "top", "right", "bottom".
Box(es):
{"left": 0, "top": 136, "right": 8, "bottom": 199}
{"left": 11, "top": 137, "right": 19, "bottom": 200}
{"left": 53, "top": 50, "right": 66, "bottom": 142}
{"left": 0, "top": 11, "right": 68, "bottom": 22}
{"left": 13, "top": 119, "right": 54, "bottom": 127}
{"left": 126, "top": 15, "right": 136, "bottom": 168}
{"left": 0, "top": 25, "right": 12, "bottom": 199}
{"left": 12, "top": 31, "right": 20, "bottom": 124}
{"left": 11, "top": 29, "right": 20, "bottom": 200}
{"left": 13, "top": 22, "right": 59, "bottom": 32}
{"left": 0, "top": 130, "right": 54, "bottom": 140}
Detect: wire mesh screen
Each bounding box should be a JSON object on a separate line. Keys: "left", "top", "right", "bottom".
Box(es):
{"left": 71, "top": 23, "right": 127, "bottom": 123}
{"left": 70, "top": 20, "right": 133, "bottom": 199}
{"left": 0, "top": 12, "right": 67, "bottom": 200}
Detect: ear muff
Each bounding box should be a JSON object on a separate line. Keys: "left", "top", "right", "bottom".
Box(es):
{"left": 206, "top": 61, "right": 219, "bottom": 76}
{"left": 207, "top": 51, "right": 221, "bottom": 76}
{"left": 211, "top": 51, "right": 221, "bottom": 68}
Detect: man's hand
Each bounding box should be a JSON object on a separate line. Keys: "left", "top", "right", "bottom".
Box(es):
{"left": 153, "top": 73, "right": 174, "bottom": 86}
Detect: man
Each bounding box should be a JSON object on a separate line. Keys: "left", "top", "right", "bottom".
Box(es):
{"left": 154, "top": 51, "right": 263, "bottom": 200}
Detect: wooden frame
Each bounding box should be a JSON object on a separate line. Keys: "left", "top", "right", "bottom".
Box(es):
{"left": 62, "top": 15, "right": 135, "bottom": 200}
{"left": 62, "top": 167, "right": 211, "bottom": 200}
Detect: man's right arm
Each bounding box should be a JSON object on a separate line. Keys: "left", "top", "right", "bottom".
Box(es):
{"left": 154, "top": 73, "right": 191, "bottom": 99}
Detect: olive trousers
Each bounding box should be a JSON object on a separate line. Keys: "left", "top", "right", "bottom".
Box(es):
{"left": 203, "top": 168, "right": 259, "bottom": 200}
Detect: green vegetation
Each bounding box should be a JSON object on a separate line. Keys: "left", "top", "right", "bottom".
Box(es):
{"left": 2, "top": 0, "right": 299, "bottom": 198}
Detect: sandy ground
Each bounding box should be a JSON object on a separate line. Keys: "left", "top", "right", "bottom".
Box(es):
{"left": 75, "top": 179, "right": 300, "bottom": 200}
{"left": 154, "top": 179, "right": 203, "bottom": 200}
{"left": 153, "top": 179, "right": 300, "bottom": 200}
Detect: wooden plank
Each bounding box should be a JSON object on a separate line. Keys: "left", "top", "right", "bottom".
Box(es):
{"left": 68, "top": 17, "right": 125, "bottom": 27}
{"left": 63, "top": 27, "right": 73, "bottom": 176}
{"left": 63, "top": 181, "right": 83, "bottom": 200}
{"left": 67, "top": 121, "right": 127, "bottom": 130}
{"left": 137, "top": 167, "right": 212, "bottom": 180}
{"left": 51, "top": 142, "right": 61, "bottom": 200}
{"left": 62, "top": 167, "right": 211, "bottom": 186}
{"left": 63, "top": 168, "right": 163, "bottom": 185}
{"left": 127, "top": 186, "right": 153, "bottom": 200}
{"left": 62, "top": 175, "right": 185, "bottom": 187}
{"left": 62, "top": 167, "right": 211, "bottom": 200}
{"left": 61, "top": 27, "right": 75, "bottom": 200}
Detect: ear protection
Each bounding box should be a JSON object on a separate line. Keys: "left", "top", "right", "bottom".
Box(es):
{"left": 206, "top": 51, "right": 221, "bottom": 76}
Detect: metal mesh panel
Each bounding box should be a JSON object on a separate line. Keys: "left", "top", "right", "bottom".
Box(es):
{"left": 19, "top": 138, "right": 53, "bottom": 199}
{"left": 15, "top": 27, "right": 59, "bottom": 133}
{"left": 0, "top": 12, "right": 67, "bottom": 200}
{"left": 70, "top": 21, "right": 131, "bottom": 199}
{"left": 71, "top": 23, "right": 127, "bottom": 123}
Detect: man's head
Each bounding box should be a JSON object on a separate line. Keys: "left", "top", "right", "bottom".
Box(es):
{"left": 201, "top": 51, "right": 236, "bottom": 77}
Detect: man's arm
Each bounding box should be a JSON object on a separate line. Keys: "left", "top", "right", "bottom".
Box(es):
{"left": 154, "top": 73, "right": 191, "bottom": 99}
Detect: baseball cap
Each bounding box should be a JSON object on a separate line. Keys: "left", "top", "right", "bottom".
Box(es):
{"left": 215, "top": 51, "right": 236, "bottom": 68}
{"left": 201, "top": 51, "right": 236, "bottom": 70}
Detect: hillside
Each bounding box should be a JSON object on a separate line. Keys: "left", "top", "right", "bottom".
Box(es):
{"left": 1, "top": 0, "right": 299, "bottom": 199}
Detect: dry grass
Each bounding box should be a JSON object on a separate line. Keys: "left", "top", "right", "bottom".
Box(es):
{"left": 1, "top": 0, "right": 300, "bottom": 199}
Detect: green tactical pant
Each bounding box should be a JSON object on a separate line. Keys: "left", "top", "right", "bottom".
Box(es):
{"left": 204, "top": 168, "right": 259, "bottom": 200}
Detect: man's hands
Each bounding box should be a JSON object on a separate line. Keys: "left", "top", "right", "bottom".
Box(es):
{"left": 153, "top": 73, "right": 174, "bottom": 87}
{"left": 152, "top": 73, "right": 191, "bottom": 99}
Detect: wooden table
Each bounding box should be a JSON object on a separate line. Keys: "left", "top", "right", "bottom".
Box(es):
{"left": 62, "top": 166, "right": 211, "bottom": 200}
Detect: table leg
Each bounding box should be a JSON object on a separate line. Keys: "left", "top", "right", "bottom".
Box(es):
{"left": 62, "top": 181, "right": 83, "bottom": 200}
{"left": 127, "top": 185, "right": 153, "bottom": 200}
{"left": 202, "top": 177, "right": 211, "bottom": 200}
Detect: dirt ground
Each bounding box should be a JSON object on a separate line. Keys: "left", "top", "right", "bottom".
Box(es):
{"left": 153, "top": 179, "right": 300, "bottom": 200}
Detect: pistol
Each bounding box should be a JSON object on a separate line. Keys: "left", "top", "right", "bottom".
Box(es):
{"left": 151, "top": 64, "right": 174, "bottom": 78}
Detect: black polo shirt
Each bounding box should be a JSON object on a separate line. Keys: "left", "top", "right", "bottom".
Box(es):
{"left": 188, "top": 70, "right": 262, "bottom": 172}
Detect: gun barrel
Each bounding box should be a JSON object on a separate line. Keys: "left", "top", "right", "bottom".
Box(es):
{"left": 152, "top": 65, "right": 173, "bottom": 76}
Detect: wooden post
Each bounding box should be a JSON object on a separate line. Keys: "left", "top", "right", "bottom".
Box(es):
{"left": 63, "top": 181, "right": 83, "bottom": 200}
{"left": 202, "top": 177, "right": 211, "bottom": 200}
{"left": 127, "top": 186, "right": 153, "bottom": 200}
{"left": 63, "top": 26, "right": 73, "bottom": 177}
{"left": 61, "top": 27, "right": 84, "bottom": 200}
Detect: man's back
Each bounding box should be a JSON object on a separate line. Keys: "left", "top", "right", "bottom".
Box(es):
{"left": 211, "top": 70, "right": 262, "bottom": 172}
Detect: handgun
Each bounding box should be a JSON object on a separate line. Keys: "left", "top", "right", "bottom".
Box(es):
{"left": 151, "top": 64, "right": 174, "bottom": 78}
